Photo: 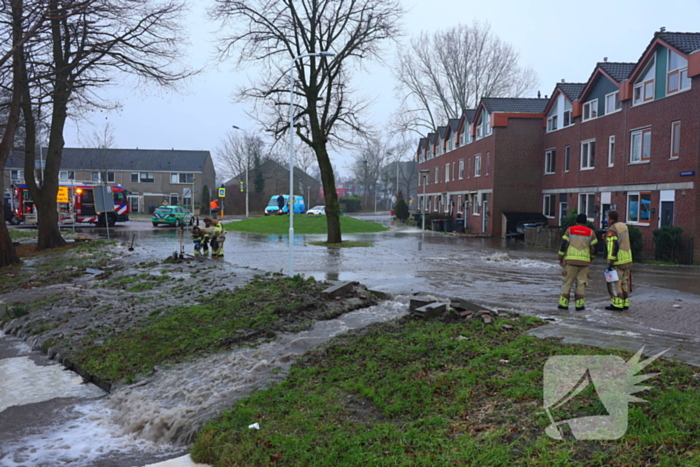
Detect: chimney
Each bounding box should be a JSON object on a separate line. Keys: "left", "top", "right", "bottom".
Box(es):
{"left": 660, "top": 26, "right": 666, "bottom": 32}
{"left": 537, "top": 91, "right": 541, "bottom": 98}
{"left": 604, "top": 57, "right": 608, "bottom": 62}
{"left": 561, "top": 79, "right": 565, "bottom": 83}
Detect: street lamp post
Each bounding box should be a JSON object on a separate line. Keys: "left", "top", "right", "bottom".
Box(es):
{"left": 288, "top": 51, "right": 335, "bottom": 277}
{"left": 419, "top": 169, "right": 430, "bottom": 231}
{"left": 231, "top": 125, "right": 248, "bottom": 218}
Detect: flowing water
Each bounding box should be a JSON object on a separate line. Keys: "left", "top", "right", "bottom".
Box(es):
{"left": 0, "top": 300, "right": 408, "bottom": 467}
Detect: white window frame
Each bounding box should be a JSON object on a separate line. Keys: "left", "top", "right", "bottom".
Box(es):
{"left": 474, "top": 154, "right": 482, "bottom": 177}
{"left": 564, "top": 146, "right": 570, "bottom": 172}
{"left": 544, "top": 149, "right": 556, "bottom": 174}
{"left": 445, "top": 164, "right": 450, "bottom": 182}
{"left": 473, "top": 194, "right": 481, "bottom": 215}
{"left": 605, "top": 91, "right": 621, "bottom": 115}
{"left": 131, "top": 172, "right": 139, "bottom": 183}
{"left": 458, "top": 159, "right": 464, "bottom": 179}
{"left": 627, "top": 191, "right": 652, "bottom": 225}
{"left": 434, "top": 166, "right": 439, "bottom": 184}
{"left": 580, "top": 139, "right": 596, "bottom": 170}
{"left": 582, "top": 99, "right": 598, "bottom": 121}
{"left": 667, "top": 49, "right": 690, "bottom": 95}
{"left": 10, "top": 169, "right": 24, "bottom": 181}
{"left": 670, "top": 121, "right": 680, "bottom": 159}
{"left": 633, "top": 58, "right": 656, "bottom": 105}
{"left": 140, "top": 172, "right": 155, "bottom": 183}
{"left": 578, "top": 193, "right": 596, "bottom": 220}
{"left": 608, "top": 135, "right": 615, "bottom": 167}
{"left": 563, "top": 109, "right": 573, "bottom": 127}
{"left": 59, "top": 170, "right": 75, "bottom": 181}
{"left": 485, "top": 112, "right": 492, "bottom": 136}
{"left": 630, "top": 127, "right": 652, "bottom": 163}
{"left": 547, "top": 114, "right": 558, "bottom": 132}
{"left": 543, "top": 194, "right": 556, "bottom": 218}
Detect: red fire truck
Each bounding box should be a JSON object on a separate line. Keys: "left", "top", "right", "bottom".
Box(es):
{"left": 13, "top": 182, "right": 130, "bottom": 227}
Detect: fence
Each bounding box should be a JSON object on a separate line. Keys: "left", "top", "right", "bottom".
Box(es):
{"left": 525, "top": 226, "right": 694, "bottom": 265}
{"left": 636, "top": 236, "right": 694, "bottom": 265}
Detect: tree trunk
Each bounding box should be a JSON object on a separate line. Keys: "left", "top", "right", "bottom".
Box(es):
{"left": 315, "top": 144, "right": 342, "bottom": 244}
{"left": 0, "top": 0, "right": 26, "bottom": 268}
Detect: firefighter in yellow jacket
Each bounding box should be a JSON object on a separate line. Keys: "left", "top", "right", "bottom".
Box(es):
{"left": 203, "top": 218, "right": 226, "bottom": 258}
{"left": 605, "top": 210, "right": 633, "bottom": 311}
{"left": 558, "top": 213, "right": 598, "bottom": 311}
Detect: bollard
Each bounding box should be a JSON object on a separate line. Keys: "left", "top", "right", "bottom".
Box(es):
{"left": 418, "top": 241, "right": 422, "bottom": 251}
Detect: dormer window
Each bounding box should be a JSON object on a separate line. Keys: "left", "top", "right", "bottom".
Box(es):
{"left": 547, "top": 114, "right": 558, "bottom": 132}
{"left": 582, "top": 99, "right": 598, "bottom": 121}
{"left": 633, "top": 58, "right": 655, "bottom": 105}
{"left": 605, "top": 91, "right": 621, "bottom": 114}
{"left": 667, "top": 50, "right": 690, "bottom": 94}
{"left": 563, "top": 110, "right": 572, "bottom": 127}
{"left": 484, "top": 112, "right": 491, "bottom": 136}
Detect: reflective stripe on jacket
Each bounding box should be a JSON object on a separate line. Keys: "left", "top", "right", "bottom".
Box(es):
{"left": 606, "top": 222, "right": 632, "bottom": 266}
{"left": 558, "top": 225, "right": 597, "bottom": 266}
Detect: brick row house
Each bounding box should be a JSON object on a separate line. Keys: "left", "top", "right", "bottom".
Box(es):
{"left": 416, "top": 30, "right": 700, "bottom": 263}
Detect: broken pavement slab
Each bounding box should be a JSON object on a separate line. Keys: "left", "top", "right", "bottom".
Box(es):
{"left": 413, "top": 302, "right": 447, "bottom": 318}
{"left": 321, "top": 281, "right": 355, "bottom": 299}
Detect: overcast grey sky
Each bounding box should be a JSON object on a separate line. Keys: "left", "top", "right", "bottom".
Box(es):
{"left": 63, "top": 0, "right": 700, "bottom": 178}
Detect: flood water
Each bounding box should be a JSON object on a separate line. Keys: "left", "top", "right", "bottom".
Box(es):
{"left": 3, "top": 219, "right": 699, "bottom": 466}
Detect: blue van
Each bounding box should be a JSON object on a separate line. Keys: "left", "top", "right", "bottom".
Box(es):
{"left": 264, "top": 195, "right": 306, "bottom": 215}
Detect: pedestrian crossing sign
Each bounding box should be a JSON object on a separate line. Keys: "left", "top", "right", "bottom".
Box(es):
{"left": 218, "top": 188, "right": 226, "bottom": 197}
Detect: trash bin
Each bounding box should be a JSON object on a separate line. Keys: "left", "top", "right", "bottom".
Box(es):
{"left": 432, "top": 219, "right": 444, "bottom": 232}
{"left": 148, "top": 205, "right": 156, "bottom": 214}
{"left": 443, "top": 218, "right": 453, "bottom": 232}
{"left": 390, "top": 209, "right": 395, "bottom": 216}
{"left": 456, "top": 219, "right": 465, "bottom": 233}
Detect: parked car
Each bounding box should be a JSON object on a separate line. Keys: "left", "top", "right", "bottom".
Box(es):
{"left": 264, "top": 195, "right": 306, "bottom": 215}
{"left": 152, "top": 205, "right": 194, "bottom": 227}
{"left": 306, "top": 205, "right": 326, "bottom": 215}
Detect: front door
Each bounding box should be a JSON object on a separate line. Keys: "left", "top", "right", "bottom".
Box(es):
{"left": 559, "top": 202, "right": 568, "bottom": 226}
{"left": 660, "top": 201, "right": 674, "bottom": 227}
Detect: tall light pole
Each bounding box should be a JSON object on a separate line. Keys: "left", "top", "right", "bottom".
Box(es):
{"left": 231, "top": 125, "right": 248, "bottom": 218}
{"left": 288, "top": 51, "right": 335, "bottom": 276}
{"left": 420, "top": 169, "right": 430, "bottom": 231}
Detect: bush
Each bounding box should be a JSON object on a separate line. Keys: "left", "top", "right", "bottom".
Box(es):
{"left": 394, "top": 191, "right": 409, "bottom": 222}
{"left": 628, "top": 225, "right": 643, "bottom": 261}
{"left": 652, "top": 225, "right": 684, "bottom": 262}
{"left": 339, "top": 196, "right": 361, "bottom": 213}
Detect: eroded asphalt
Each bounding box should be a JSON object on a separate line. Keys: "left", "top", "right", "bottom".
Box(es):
{"left": 95, "top": 214, "right": 700, "bottom": 367}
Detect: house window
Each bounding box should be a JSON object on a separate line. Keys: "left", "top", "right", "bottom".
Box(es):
{"left": 171, "top": 173, "right": 194, "bottom": 184}
{"left": 434, "top": 167, "right": 439, "bottom": 183}
{"left": 545, "top": 149, "right": 556, "bottom": 174}
{"left": 582, "top": 99, "right": 598, "bottom": 121}
{"left": 630, "top": 128, "right": 651, "bottom": 163}
{"left": 458, "top": 159, "right": 464, "bottom": 179}
{"left": 445, "top": 164, "right": 450, "bottom": 182}
{"left": 92, "top": 171, "right": 115, "bottom": 183}
{"left": 131, "top": 172, "right": 139, "bottom": 183}
{"left": 59, "top": 171, "right": 75, "bottom": 181}
{"left": 667, "top": 50, "right": 690, "bottom": 94}
{"left": 140, "top": 172, "right": 155, "bottom": 183}
{"left": 633, "top": 58, "right": 655, "bottom": 105}
{"left": 671, "top": 121, "right": 680, "bottom": 159}
{"left": 627, "top": 192, "right": 651, "bottom": 224}
{"left": 543, "top": 194, "right": 556, "bottom": 218}
{"left": 485, "top": 112, "right": 491, "bottom": 136}
{"left": 608, "top": 136, "right": 615, "bottom": 167}
{"left": 10, "top": 169, "right": 23, "bottom": 181}
{"left": 564, "top": 146, "right": 570, "bottom": 172}
{"left": 467, "top": 158, "right": 471, "bottom": 178}
{"left": 581, "top": 140, "right": 595, "bottom": 169}
{"left": 547, "top": 114, "right": 558, "bottom": 132}
{"left": 473, "top": 195, "right": 481, "bottom": 214}
{"left": 563, "top": 110, "right": 573, "bottom": 127}
{"left": 474, "top": 155, "right": 482, "bottom": 177}
{"left": 448, "top": 140, "right": 454, "bottom": 151}
{"left": 486, "top": 153, "right": 490, "bottom": 175}
{"left": 605, "top": 91, "right": 621, "bottom": 114}
{"left": 578, "top": 193, "right": 596, "bottom": 220}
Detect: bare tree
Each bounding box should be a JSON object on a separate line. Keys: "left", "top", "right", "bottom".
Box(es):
{"left": 20, "top": 0, "right": 193, "bottom": 250}
{"left": 84, "top": 120, "right": 116, "bottom": 149}
{"left": 394, "top": 21, "right": 538, "bottom": 135}
{"left": 211, "top": 0, "right": 403, "bottom": 244}
{"left": 0, "top": 0, "right": 49, "bottom": 267}
{"left": 350, "top": 137, "right": 391, "bottom": 210}
{"left": 215, "top": 128, "right": 265, "bottom": 181}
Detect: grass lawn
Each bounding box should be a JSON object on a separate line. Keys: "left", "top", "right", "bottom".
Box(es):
{"left": 225, "top": 215, "right": 388, "bottom": 235}
{"left": 191, "top": 315, "right": 700, "bottom": 466}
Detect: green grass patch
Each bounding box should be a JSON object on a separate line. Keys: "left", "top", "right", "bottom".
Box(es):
{"left": 191, "top": 316, "right": 700, "bottom": 466}
{"left": 225, "top": 215, "right": 388, "bottom": 235}
{"left": 9, "top": 229, "right": 38, "bottom": 241}
{"left": 71, "top": 276, "right": 327, "bottom": 384}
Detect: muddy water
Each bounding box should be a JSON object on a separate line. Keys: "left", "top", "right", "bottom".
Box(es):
{"left": 0, "top": 300, "right": 407, "bottom": 466}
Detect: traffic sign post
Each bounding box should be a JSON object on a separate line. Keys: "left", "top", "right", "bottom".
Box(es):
{"left": 218, "top": 186, "right": 226, "bottom": 218}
